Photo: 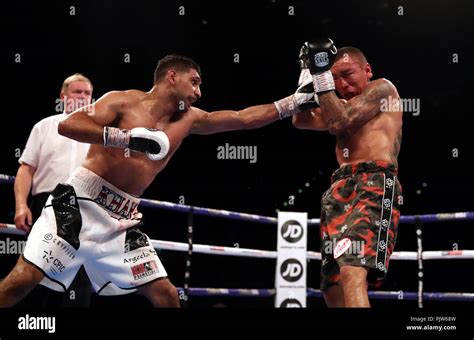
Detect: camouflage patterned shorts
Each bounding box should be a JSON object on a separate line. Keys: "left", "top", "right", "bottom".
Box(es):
{"left": 320, "top": 161, "right": 402, "bottom": 291}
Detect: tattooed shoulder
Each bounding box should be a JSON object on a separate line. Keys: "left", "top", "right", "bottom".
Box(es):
{"left": 366, "top": 79, "right": 396, "bottom": 103}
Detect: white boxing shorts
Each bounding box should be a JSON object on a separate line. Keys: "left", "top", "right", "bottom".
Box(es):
{"left": 22, "top": 166, "right": 168, "bottom": 296}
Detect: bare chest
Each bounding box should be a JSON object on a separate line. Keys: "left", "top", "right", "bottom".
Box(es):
{"left": 118, "top": 109, "right": 194, "bottom": 155}
{"left": 335, "top": 113, "right": 400, "bottom": 159}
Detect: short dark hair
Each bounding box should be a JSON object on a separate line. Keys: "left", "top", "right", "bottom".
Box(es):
{"left": 335, "top": 47, "right": 367, "bottom": 65}
{"left": 154, "top": 54, "right": 201, "bottom": 83}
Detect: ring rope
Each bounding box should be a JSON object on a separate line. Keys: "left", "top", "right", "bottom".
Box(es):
{"left": 1, "top": 223, "right": 473, "bottom": 260}
{"left": 174, "top": 287, "right": 474, "bottom": 302}
{"left": 1, "top": 173, "right": 473, "bottom": 305}
{"left": 1, "top": 174, "right": 474, "bottom": 225}
{"left": 2, "top": 223, "right": 473, "bottom": 303}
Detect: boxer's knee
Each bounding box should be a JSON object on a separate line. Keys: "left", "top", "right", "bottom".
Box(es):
{"left": 340, "top": 265, "right": 368, "bottom": 288}
{"left": 340, "top": 265, "right": 370, "bottom": 307}
{"left": 139, "top": 278, "right": 180, "bottom": 307}
{"left": 157, "top": 280, "right": 179, "bottom": 306}
{"left": 0, "top": 256, "right": 44, "bottom": 307}
{"left": 324, "top": 284, "right": 345, "bottom": 307}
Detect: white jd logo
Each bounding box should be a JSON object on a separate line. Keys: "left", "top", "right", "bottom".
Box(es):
{"left": 282, "top": 224, "right": 302, "bottom": 239}
{"left": 281, "top": 259, "right": 304, "bottom": 282}
{"left": 281, "top": 220, "right": 304, "bottom": 243}
{"left": 282, "top": 263, "right": 302, "bottom": 277}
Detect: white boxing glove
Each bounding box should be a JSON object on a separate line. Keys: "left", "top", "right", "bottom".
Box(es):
{"left": 103, "top": 126, "right": 170, "bottom": 161}
{"left": 274, "top": 69, "right": 320, "bottom": 119}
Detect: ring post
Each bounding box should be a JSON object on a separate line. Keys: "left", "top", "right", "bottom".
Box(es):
{"left": 182, "top": 208, "right": 194, "bottom": 307}
{"left": 275, "top": 212, "right": 307, "bottom": 308}
{"left": 415, "top": 217, "right": 424, "bottom": 308}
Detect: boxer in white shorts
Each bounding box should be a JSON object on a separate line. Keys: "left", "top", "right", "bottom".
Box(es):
{"left": 0, "top": 54, "right": 314, "bottom": 307}
{"left": 23, "top": 166, "right": 167, "bottom": 296}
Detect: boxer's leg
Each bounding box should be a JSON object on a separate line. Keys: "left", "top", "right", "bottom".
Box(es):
{"left": 323, "top": 284, "right": 346, "bottom": 307}
{"left": 137, "top": 277, "right": 180, "bottom": 307}
{"left": 0, "top": 256, "right": 44, "bottom": 307}
{"left": 340, "top": 265, "right": 369, "bottom": 307}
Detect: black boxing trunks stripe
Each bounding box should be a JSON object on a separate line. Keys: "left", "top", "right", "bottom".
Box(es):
{"left": 51, "top": 183, "right": 83, "bottom": 251}
{"left": 374, "top": 173, "right": 396, "bottom": 274}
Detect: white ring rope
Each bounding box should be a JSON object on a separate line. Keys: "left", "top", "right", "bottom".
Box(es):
{"left": 2, "top": 223, "right": 473, "bottom": 261}
{"left": 152, "top": 240, "right": 278, "bottom": 259}
{"left": 155, "top": 240, "right": 474, "bottom": 260}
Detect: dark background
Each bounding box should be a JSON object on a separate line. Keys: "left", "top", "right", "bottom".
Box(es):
{"left": 0, "top": 0, "right": 473, "bottom": 309}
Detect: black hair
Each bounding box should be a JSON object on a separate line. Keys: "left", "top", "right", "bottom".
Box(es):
{"left": 154, "top": 54, "right": 201, "bottom": 83}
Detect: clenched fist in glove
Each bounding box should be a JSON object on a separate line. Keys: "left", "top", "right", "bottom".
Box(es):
{"left": 304, "top": 38, "right": 338, "bottom": 93}
{"left": 103, "top": 126, "right": 170, "bottom": 161}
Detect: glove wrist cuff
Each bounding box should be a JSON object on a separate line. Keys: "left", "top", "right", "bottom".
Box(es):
{"left": 312, "top": 71, "right": 335, "bottom": 93}
{"left": 274, "top": 95, "right": 301, "bottom": 120}
{"left": 103, "top": 126, "right": 130, "bottom": 148}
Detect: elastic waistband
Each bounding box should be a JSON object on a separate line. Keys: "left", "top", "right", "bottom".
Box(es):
{"left": 331, "top": 161, "right": 398, "bottom": 183}
{"left": 67, "top": 166, "right": 140, "bottom": 219}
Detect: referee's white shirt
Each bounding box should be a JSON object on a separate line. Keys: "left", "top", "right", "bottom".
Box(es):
{"left": 18, "top": 113, "right": 90, "bottom": 195}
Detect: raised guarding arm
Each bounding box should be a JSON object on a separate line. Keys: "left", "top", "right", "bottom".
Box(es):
{"left": 318, "top": 79, "right": 396, "bottom": 135}
{"left": 305, "top": 38, "right": 397, "bottom": 135}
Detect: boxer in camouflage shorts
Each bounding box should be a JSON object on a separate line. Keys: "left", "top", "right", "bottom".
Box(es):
{"left": 320, "top": 161, "right": 401, "bottom": 298}
{"left": 293, "top": 43, "right": 403, "bottom": 307}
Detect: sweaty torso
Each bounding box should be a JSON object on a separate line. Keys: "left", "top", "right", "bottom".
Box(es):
{"left": 335, "top": 109, "right": 402, "bottom": 167}
{"left": 82, "top": 91, "right": 200, "bottom": 196}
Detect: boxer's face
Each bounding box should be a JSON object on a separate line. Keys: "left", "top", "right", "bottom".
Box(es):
{"left": 171, "top": 68, "right": 202, "bottom": 110}
{"left": 61, "top": 81, "right": 93, "bottom": 114}
{"left": 331, "top": 55, "right": 373, "bottom": 100}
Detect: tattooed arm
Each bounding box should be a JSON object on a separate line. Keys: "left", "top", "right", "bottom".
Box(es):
{"left": 318, "top": 78, "right": 398, "bottom": 135}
